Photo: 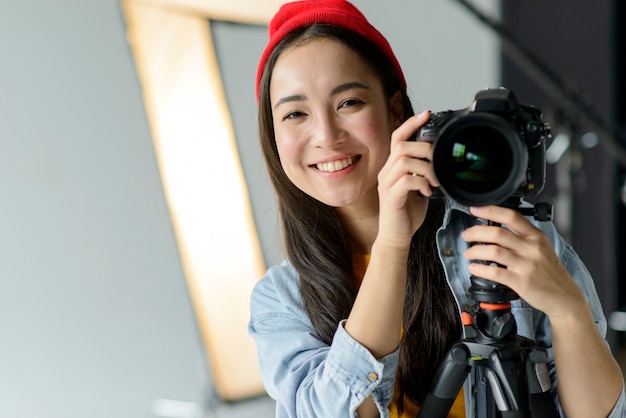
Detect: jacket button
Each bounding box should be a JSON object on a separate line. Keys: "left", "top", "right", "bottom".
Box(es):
{"left": 368, "top": 372, "right": 379, "bottom": 382}
{"left": 443, "top": 247, "right": 453, "bottom": 256}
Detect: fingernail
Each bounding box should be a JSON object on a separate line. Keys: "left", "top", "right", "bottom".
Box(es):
{"left": 469, "top": 206, "right": 483, "bottom": 215}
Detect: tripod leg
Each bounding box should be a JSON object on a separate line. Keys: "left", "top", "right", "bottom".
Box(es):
{"left": 484, "top": 348, "right": 533, "bottom": 417}
{"left": 416, "top": 343, "right": 471, "bottom": 418}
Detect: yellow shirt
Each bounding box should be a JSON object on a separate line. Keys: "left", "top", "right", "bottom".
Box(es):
{"left": 389, "top": 387, "right": 465, "bottom": 418}
{"left": 352, "top": 254, "right": 466, "bottom": 418}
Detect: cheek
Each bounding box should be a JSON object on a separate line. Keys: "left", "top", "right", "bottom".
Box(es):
{"left": 361, "top": 119, "right": 392, "bottom": 160}
{"left": 275, "top": 134, "right": 303, "bottom": 174}
{"left": 360, "top": 107, "right": 394, "bottom": 139}
{"left": 371, "top": 141, "right": 391, "bottom": 173}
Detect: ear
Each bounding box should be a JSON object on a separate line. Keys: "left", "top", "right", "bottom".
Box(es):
{"left": 389, "top": 90, "right": 405, "bottom": 127}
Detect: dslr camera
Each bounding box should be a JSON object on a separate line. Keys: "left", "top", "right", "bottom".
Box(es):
{"left": 416, "top": 87, "right": 551, "bottom": 206}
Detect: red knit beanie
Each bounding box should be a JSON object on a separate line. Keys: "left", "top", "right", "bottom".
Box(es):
{"left": 255, "top": 0, "right": 406, "bottom": 100}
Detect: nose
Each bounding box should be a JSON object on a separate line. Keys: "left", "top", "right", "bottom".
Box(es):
{"left": 311, "top": 111, "right": 348, "bottom": 148}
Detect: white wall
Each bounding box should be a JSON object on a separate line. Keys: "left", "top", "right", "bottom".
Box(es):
{"left": 0, "top": 1, "right": 207, "bottom": 417}
{"left": 0, "top": 0, "right": 499, "bottom": 417}
{"left": 360, "top": 0, "right": 500, "bottom": 111}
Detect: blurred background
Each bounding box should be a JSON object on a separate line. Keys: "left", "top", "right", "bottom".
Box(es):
{"left": 0, "top": 0, "right": 624, "bottom": 417}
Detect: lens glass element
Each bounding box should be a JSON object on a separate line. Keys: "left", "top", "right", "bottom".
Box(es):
{"left": 432, "top": 114, "right": 527, "bottom": 206}
{"left": 448, "top": 126, "right": 512, "bottom": 193}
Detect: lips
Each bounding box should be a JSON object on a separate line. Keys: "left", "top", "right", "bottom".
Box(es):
{"left": 315, "top": 156, "right": 357, "bottom": 172}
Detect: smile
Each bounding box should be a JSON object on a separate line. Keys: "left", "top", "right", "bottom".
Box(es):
{"left": 315, "top": 157, "right": 357, "bottom": 173}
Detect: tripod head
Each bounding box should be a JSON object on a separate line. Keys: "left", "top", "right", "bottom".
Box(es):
{"left": 468, "top": 198, "right": 553, "bottom": 342}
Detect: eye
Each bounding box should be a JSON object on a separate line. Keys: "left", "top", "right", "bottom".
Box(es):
{"left": 282, "top": 110, "right": 306, "bottom": 121}
{"left": 339, "top": 98, "right": 364, "bottom": 109}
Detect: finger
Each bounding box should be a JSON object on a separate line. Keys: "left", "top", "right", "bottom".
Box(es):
{"left": 392, "top": 139, "right": 435, "bottom": 162}
{"left": 383, "top": 147, "right": 438, "bottom": 186}
{"left": 404, "top": 155, "right": 439, "bottom": 187}
{"left": 461, "top": 223, "right": 520, "bottom": 250}
{"left": 406, "top": 174, "right": 437, "bottom": 197}
{"left": 466, "top": 261, "right": 515, "bottom": 288}
{"left": 391, "top": 110, "right": 430, "bottom": 146}
{"left": 469, "top": 205, "right": 539, "bottom": 236}
{"left": 383, "top": 165, "right": 437, "bottom": 198}
{"left": 464, "top": 243, "right": 516, "bottom": 269}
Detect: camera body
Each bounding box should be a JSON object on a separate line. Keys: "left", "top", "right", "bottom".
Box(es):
{"left": 416, "top": 87, "right": 551, "bottom": 207}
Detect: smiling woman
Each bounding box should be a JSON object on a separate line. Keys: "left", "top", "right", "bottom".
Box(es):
{"left": 121, "top": 0, "right": 286, "bottom": 402}
{"left": 249, "top": 2, "right": 625, "bottom": 418}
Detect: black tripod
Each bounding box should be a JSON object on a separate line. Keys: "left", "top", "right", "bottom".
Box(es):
{"left": 416, "top": 198, "right": 560, "bottom": 418}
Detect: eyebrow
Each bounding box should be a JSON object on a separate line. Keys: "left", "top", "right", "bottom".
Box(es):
{"left": 331, "top": 81, "right": 370, "bottom": 96}
{"left": 273, "top": 94, "right": 306, "bottom": 111}
{"left": 273, "top": 81, "right": 370, "bottom": 111}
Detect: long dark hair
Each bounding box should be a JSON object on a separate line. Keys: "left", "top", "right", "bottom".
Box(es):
{"left": 257, "top": 24, "right": 461, "bottom": 411}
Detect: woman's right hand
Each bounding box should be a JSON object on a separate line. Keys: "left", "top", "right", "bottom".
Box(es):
{"left": 375, "top": 110, "right": 439, "bottom": 250}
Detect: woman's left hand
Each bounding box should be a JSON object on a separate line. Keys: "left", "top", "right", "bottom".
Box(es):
{"left": 461, "top": 205, "right": 587, "bottom": 319}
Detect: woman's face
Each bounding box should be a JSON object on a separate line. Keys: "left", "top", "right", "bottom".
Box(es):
{"left": 269, "top": 38, "right": 402, "bottom": 211}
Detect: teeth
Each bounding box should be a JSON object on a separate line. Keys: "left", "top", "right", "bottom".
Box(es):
{"left": 316, "top": 157, "right": 355, "bottom": 172}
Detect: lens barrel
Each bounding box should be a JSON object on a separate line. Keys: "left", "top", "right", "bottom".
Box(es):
{"left": 432, "top": 113, "right": 528, "bottom": 206}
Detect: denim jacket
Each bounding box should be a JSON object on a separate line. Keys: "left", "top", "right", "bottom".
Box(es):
{"left": 248, "top": 200, "right": 626, "bottom": 417}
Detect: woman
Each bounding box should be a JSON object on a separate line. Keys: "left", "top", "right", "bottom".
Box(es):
{"left": 248, "top": 1, "right": 624, "bottom": 417}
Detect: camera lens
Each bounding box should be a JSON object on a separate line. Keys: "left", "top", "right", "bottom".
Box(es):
{"left": 432, "top": 113, "right": 528, "bottom": 206}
